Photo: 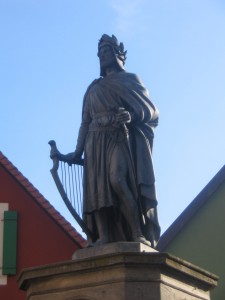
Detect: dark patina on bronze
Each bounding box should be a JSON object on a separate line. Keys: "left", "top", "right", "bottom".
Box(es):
{"left": 49, "top": 34, "right": 160, "bottom": 248}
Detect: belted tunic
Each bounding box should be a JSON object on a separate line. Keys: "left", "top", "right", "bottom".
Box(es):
{"left": 76, "top": 70, "right": 160, "bottom": 243}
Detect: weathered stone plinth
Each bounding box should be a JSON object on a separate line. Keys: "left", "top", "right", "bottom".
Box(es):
{"left": 18, "top": 242, "right": 218, "bottom": 300}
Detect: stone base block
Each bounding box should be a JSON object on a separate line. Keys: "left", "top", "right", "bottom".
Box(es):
{"left": 18, "top": 242, "right": 218, "bottom": 300}
{"left": 72, "top": 241, "right": 157, "bottom": 260}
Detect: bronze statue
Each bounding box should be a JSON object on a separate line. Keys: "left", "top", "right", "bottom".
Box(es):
{"left": 50, "top": 34, "right": 160, "bottom": 248}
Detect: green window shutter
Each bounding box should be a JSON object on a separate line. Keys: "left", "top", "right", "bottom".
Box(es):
{"left": 2, "top": 211, "right": 18, "bottom": 275}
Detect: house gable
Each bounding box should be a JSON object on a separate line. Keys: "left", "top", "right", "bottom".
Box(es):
{"left": 157, "top": 166, "right": 225, "bottom": 299}
{"left": 0, "top": 151, "right": 86, "bottom": 250}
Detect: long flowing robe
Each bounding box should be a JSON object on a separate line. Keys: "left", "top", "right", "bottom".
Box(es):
{"left": 77, "top": 71, "right": 160, "bottom": 246}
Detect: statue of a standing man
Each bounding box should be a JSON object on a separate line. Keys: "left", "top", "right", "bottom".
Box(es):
{"left": 57, "top": 34, "right": 160, "bottom": 247}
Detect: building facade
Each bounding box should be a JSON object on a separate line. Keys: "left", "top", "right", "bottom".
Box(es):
{"left": 157, "top": 166, "right": 225, "bottom": 299}
{"left": 0, "top": 151, "right": 86, "bottom": 299}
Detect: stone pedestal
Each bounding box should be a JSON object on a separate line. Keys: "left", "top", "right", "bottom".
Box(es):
{"left": 18, "top": 242, "right": 218, "bottom": 300}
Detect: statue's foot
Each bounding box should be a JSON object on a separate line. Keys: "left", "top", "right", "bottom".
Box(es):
{"left": 135, "top": 236, "right": 151, "bottom": 247}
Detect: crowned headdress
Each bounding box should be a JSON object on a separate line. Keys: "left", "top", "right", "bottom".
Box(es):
{"left": 98, "top": 34, "right": 127, "bottom": 77}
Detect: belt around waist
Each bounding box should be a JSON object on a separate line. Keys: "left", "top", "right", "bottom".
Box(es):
{"left": 88, "top": 124, "right": 118, "bottom": 132}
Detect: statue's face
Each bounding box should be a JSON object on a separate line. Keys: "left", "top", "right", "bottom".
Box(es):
{"left": 98, "top": 45, "right": 116, "bottom": 70}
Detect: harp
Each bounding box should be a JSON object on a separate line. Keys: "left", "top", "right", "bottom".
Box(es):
{"left": 48, "top": 140, "right": 93, "bottom": 240}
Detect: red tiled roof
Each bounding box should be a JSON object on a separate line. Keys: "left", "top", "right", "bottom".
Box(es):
{"left": 0, "top": 151, "right": 87, "bottom": 248}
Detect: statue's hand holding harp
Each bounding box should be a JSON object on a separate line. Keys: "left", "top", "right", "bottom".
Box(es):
{"left": 49, "top": 140, "right": 84, "bottom": 166}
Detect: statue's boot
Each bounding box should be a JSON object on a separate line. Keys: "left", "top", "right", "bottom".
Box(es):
{"left": 123, "top": 206, "right": 152, "bottom": 247}
{"left": 91, "top": 210, "right": 109, "bottom": 247}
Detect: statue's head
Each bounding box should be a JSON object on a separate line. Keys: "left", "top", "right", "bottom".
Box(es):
{"left": 97, "top": 34, "right": 127, "bottom": 77}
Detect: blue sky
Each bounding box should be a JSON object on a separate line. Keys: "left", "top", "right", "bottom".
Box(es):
{"left": 1, "top": 0, "right": 225, "bottom": 235}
